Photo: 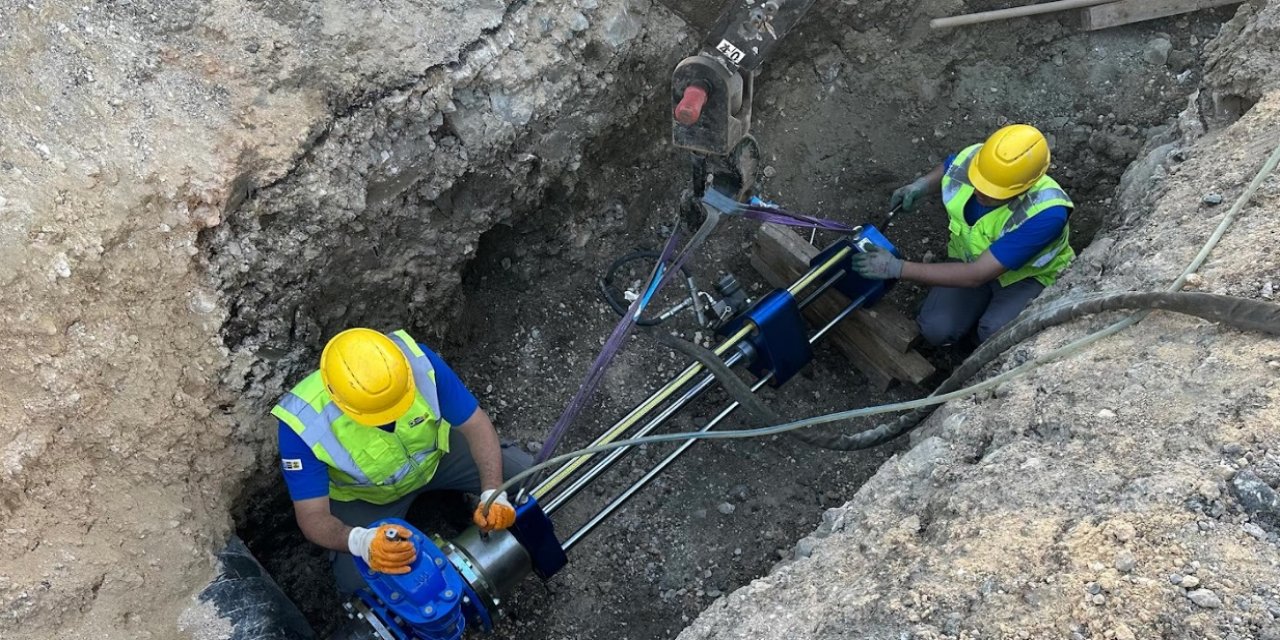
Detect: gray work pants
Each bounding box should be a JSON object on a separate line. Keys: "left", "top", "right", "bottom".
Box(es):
{"left": 917, "top": 277, "right": 1045, "bottom": 346}
{"left": 328, "top": 428, "right": 533, "bottom": 594}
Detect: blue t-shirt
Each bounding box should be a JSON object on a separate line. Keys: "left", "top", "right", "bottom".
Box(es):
{"left": 277, "top": 342, "right": 479, "bottom": 501}
{"left": 943, "top": 154, "right": 1070, "bottom": 271}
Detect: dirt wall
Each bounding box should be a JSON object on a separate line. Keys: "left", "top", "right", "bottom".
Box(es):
{"left": 0, "top": 1, "right": 689, "bottom": 638}
{"left": 676, "top": 3, "right": 1280, "bottom": 639}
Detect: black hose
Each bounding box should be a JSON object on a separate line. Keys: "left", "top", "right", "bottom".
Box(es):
{"left": 789, "top": 291, "right": 1280, "bottom": 451}
{"left": 599, "top": 250, "right": 697, "bottom": 326}
{"left": 645, "top": 327, "right": 783, "bottom": 427}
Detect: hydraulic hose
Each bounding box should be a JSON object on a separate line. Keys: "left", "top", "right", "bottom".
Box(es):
{"left": 787, "top": 291, "right": 1280, "bottom": 449}
{"left": 646, "top": 327, "right": 783, "bottom": 427}
{"left": 599, "top": 250, "right": 699, "bottom": 326}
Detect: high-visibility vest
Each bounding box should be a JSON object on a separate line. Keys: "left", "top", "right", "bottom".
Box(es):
{"left": 941, "top": 144, "right": 1076, "bottom": 287}
{"left": 271, "top": 330, "right": 452, "bottom": 504}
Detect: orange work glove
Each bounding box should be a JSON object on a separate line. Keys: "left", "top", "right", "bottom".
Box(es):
{"left": 473, "top": 490, "right": 517, "bottom": 532}
{"left": 347, "top": 524, "right": 417, "bottom": 574}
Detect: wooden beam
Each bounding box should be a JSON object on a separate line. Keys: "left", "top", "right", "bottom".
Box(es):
{"left": 853, "top": 305, "right": 919, "bottom": 354}
{"left": 930, "top": 0, "right": 1116, "bottom": 29}
{"left": 751, "top": 225, "right": 936, "bottom": 389}
{"left": 1081, "top": 0, "right": 1243, "bottom": 30}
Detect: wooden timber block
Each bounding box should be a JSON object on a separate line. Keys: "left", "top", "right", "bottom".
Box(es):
{"left": 750, "top": 225, "right": 936, "bottom": 389}
{"left": 1081, "top": 0, "right": 1243, "bottom": 30}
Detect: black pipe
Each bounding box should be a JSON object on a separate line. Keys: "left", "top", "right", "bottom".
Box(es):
{"left": 197, "top": 536, "right": 318, "bottom": 640}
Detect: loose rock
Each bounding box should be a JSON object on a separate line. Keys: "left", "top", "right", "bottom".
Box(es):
{"left": 1113, "top": 623, "right": 1137, "bottom": 640}
{"left": 1188, "top": 589, "right": 1223, "bottom": 609}
{"left": 1114, "top": 550, "right": 1137, "bottom": 573}
{"left": 1232, "top": 471, "right": 1280, "bottom": 518}
{"left": 1143, "top": 37, "right": 1173, "bottom": 66}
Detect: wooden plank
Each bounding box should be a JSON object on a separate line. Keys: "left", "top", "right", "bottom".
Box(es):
{"left": 1082, "top": 0, "right": 1243, "bottom": 30}
{"left": 853, "top": 306, "right": 918, "bottom": 354}
{"left": 751, "top": 226, "right": 936, "bottom": 388}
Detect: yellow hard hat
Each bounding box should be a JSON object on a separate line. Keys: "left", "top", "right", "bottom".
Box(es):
{"left": 969, "top": 124, "right": 1050, "bottom": 200}
{"left": 320, "top": 328, "right": 415, "bottom": 426}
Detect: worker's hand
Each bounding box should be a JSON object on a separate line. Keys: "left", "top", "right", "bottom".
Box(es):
{"left": 348, "top": 524, "right": 417, "bottom": 574}
{"left": 889, "top": 177, "right": 930, "bottom": 213}
{"left": 850, "top": 246, "right": 904, "bottom": 280}
{"left": 473, "top": 490, "right": 517, "bottom": 532}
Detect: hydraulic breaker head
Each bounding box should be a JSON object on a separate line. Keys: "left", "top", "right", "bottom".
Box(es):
{"left": 672, "top": 55, "right": 750, "bottom": 157}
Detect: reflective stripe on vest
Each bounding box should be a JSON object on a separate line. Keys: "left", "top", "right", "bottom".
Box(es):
{"left": 941, "top": 144, "right": 1075, "bottom": 287}
{"left": 276, "top": 392, "right": 373, "bottom": 486}
{"left": 388, "top": 330, "right": 441, "bottom": 418}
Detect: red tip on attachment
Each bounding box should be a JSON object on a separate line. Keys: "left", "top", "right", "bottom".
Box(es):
{"left": 674, "top": 85, "right": 708, "bottom": 126}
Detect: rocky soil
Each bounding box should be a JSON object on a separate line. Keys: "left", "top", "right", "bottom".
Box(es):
{"left": 0, "top": 0, "right": 1264, "bottom": 639}
{"left": 0, "top": 0, "right": 690, "bottom": 638}
{"left": 678, "top": 3, "right": 1280, "bottom": 639}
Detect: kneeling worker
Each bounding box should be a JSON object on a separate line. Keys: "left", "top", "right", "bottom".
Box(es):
{"left": 271, "top": 328, "right": 531, "bottom": 592}
{"left": 852, "top": 124, "right": 1075, "bottom": 345}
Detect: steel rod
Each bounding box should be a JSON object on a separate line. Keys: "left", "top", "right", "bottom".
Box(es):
{"left": 540, "top": 268, "right": 849, "bottom": 513}
{"left": 543, "top": 350, "right": 745, "bottom": 514}
{"left": 531, "top": 246, "right": 852, "bottom": 499}
{"left": 562, "top": 292, "right": 869, "bottom": 551}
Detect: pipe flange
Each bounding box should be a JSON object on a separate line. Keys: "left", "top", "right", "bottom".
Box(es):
{"left": 437, "top": 539, "right": 502, "bottom": 613}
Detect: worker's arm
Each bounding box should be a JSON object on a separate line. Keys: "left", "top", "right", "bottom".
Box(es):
{"left": 917, "top": 163, "right": 945, "bottom": 192}
{"left": 901, "top": 251, "right": 1006, "bottom": 288}
{"left": 891, "top": 163, "right": 946, "bottom": 213}
{"left": 293, "top": 496, "right": 353, "bottom": 552}
{"left": 850, "top": 246, "right": 1005, "bottom": 288}
{"left": 292, "top": 497, "right": 417, "bottom": 571}
{"left": 456, "top": 407, "right": 504, "bottom": 493}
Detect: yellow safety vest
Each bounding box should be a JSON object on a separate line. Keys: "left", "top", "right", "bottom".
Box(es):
{"left": 941, "top": 144, "right": 1076, "bottom": 287}
{"left": 271, "top": 330, "right": 452, "bottom": 504}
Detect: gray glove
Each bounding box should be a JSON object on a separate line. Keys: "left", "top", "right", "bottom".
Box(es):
{"left": 850, "top": 246, "right": 903, "bottom": 280}
{"left": 889, "top": 177, "right": 930, "bottom": 213}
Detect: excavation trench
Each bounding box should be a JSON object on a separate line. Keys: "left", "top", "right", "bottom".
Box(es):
{"left": 204, "top": 2, "right": 1238, "bottom": 637}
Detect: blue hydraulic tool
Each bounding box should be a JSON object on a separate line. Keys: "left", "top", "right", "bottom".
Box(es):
{"left": 347, "top": 497, "right": 566, "bottom": 640}
{"left": 808, "top": 225, "right": 901, "bottom": 308}
{"left": 719, "top": 224, "right": 900, "bottom": 386}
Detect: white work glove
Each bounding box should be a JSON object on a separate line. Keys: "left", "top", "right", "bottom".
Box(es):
{"left": 347, "top": 523, "right": 416, "bottom": 574}
{"left": 473, "top": 490, "right": 517, "bottom": 532}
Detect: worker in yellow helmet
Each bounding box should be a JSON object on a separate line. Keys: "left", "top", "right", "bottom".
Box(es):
{"left": 852, "top": 124, "right": 1075, "bottom": 345}
{"left": 271, "top": 328, "right": 531, "bottom": 593}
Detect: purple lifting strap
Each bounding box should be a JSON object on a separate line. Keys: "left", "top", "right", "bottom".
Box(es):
{"left": 532, "top": 228, "right": 684, "bottom": 467}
